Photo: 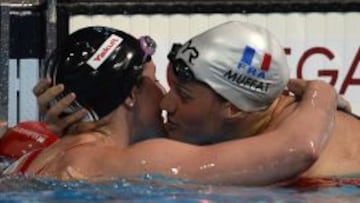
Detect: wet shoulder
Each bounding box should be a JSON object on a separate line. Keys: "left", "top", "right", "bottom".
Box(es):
{"left": 26, "top": 132, "right": 108, "bottom": 173}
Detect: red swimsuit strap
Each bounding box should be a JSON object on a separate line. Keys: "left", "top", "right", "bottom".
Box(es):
{"left": 18, "top": 149, "right": 43, "bottom": 174}
{"left": 286, "top": 177, "right": 360, "bottom": 188}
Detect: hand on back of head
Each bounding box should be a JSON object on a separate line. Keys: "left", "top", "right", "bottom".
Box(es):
{"left": 287, "top": 79, "right": 352, "bottom": 113}
{"left": 32, "top": 78, "right": 91, "bottom": 137}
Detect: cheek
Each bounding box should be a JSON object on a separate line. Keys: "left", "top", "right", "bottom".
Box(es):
{"left": 141, "top": 85, "right": 163, "bottom": 118}
{"left": 179, "top": 101, "right": 223, "bottom": 135}
{"left": 180, "top": 105, "right": 212, "bottom": 128}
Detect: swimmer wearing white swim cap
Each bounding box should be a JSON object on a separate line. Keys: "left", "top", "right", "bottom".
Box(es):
{"left": 162, "top": 21, "right": 360, "bottom": 179}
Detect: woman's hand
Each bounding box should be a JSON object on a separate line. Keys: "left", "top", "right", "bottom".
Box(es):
{"left": 287, "top": 78, "right": 352, "bottom": 113}
{"left": 32, "top": 78, "right": 90, "bottom": 137}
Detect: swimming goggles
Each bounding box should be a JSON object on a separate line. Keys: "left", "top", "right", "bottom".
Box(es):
{"left": 139, "top": 35, "right": 156, "bottom": 63}
{"left": 167, "top": 43, "right": 196, "bottom": 83}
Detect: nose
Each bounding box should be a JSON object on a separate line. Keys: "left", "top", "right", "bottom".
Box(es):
{"left": 160, "top": 90, "right": 177, "bottom": 115}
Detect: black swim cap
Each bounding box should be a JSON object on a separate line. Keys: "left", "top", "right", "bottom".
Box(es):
{"left": 44, "top": 26, "right": 155, "bottom": 121}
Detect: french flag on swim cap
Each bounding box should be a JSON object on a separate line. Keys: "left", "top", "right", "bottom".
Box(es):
{"left": 241, "top": 46, "right": 272, "bottom": 71}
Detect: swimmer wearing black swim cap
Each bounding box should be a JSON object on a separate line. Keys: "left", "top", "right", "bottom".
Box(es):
{"left": 44, "top": 27, "right": 156, "bottom": 121}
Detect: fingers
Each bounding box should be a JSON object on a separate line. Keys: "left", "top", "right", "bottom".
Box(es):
{"left": 288, "top": 78, "right": 352, "bottom": 112}
{"left": 288, "top": 79, "right": 335, "bottom": 98}
{"left": 34, "top": 79, "right": 91, "bottom": 137}
{"left": 67, "top": 117, "right": 108, "bottom": 135}
{"left": 61, "top": 109, "right": 89, "bottom": 130}
{"left": 43, "top": 93, "right": 83, "bottom": 133}
{"left": 45, "top": 108, "right": 89, "bottom": 137}
{"left": 67, "top": 122, "right": 97, "bottom": 135}
{"left": 44, "top": 92, "right": 76, "bottom": 119}
{"left": 337, "top": 95, "right": 352, "bottom": 113}
{"left": 41, "top": 92, "right": 89, "bottom": 137}
{"left": 290, "top": 79, "right": 337, "bottom": 102}
{"left": 37, "top": 84, "right": 64, "bottom": 113}
{"left": 32, "top": 78, "right": 51, "bottom": 97}
{"left": 287, "top": 79, "right": 307, "bottom": 97}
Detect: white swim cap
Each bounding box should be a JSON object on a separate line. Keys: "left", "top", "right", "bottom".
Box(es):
{"left": 173, "top": 21, "right": 290, "bottom": 112}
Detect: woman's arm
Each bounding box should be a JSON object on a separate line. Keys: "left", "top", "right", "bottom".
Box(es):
{"left": 116, "top": 80, "right": 337, "bottom": 185}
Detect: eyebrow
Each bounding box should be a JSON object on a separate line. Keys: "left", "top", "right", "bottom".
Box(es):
{"left": 173, "top": 80, "right": 192, "bottom": 93}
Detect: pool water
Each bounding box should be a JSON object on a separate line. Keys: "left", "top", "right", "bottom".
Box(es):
{"left": 1, "top": 175, "right": 359, "bottom": 203}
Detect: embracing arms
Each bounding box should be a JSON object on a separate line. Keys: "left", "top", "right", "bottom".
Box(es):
{"left": 53, "top": 80, "right": 337, "bottom": 185}
{"left": 32, "top": 79, "right": 337, "bottom": 185}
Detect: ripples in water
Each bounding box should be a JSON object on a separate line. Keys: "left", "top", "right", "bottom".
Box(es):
{"left": 1, "top": 174, "right": 360, "bottom": 202}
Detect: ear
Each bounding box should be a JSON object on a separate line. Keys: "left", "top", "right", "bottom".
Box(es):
{"left": 124, "top": 87, "right": 138, "bottom": 109}
{"left": 221, "top": 102, "right": 247, "bottom": 120}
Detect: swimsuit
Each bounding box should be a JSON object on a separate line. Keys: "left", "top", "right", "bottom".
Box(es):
{"left": 3, "top": 149, "right": 44, "bottom": 175}
{"left": 285, "top": 177, "right": 360, "bottom": 188}
{"left": 3, "top": 134, "right": 102, "bottom": 176}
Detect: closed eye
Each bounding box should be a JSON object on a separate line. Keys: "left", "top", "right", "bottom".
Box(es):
{"left": 174, "top": 85, "right": 193, "bottom": 102}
